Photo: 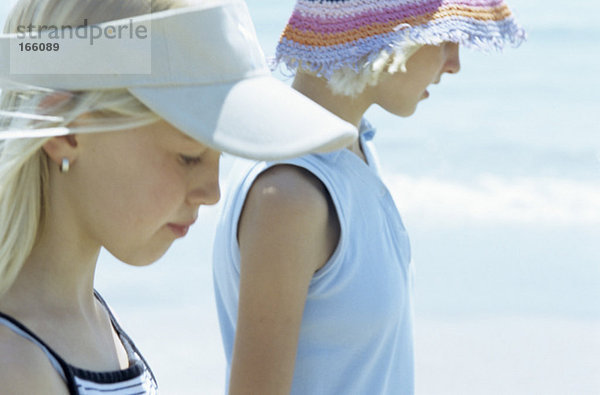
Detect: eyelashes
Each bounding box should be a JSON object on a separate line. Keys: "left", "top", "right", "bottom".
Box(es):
{"left": 179, "top": 150, "right": 222, "bottom": 166}
{"left": 179, "top": 154, "right": 203, "bottom": 165}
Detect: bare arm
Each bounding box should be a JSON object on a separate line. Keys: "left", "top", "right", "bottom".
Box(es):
{"left": 229, "top": 165, "right": 339, "bottom": 395}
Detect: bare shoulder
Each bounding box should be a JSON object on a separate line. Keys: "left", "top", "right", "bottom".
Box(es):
{"left": 241, "top": 164, "right": 334, "bottom": 228}
{"left": 239, "top": 164, "right": 340, "bottom": 271}
{"left": 0, "top": 324, "right": 69, "bottom": 394}
{"left": 246, "top": 164, "right": 331, "bottom": 213}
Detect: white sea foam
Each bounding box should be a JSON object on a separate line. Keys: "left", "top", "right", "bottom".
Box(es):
{"left": 385, "top": 174, "right": 600, "bottom": 225}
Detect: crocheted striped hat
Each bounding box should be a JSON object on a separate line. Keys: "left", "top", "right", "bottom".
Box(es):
{"left": 275, "top": 0, "right": 526, "bottom": 78}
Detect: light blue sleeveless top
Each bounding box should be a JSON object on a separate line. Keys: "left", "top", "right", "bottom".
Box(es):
{"left": 213, "top": 120, "right": 415, "bottom": 394}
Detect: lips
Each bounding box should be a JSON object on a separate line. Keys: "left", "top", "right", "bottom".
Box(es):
{"left": 167, "top": 224, "right": 189, "bottom": 237}
{"left": 167, "top": 218, "right": 196, "bottom": 238}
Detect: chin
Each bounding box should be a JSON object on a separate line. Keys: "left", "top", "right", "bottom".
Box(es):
{"left": 110, "top": 245, "right": 171, "bottom": 267}
{"left": 380, "top": 102, "right": 418, "bottom": 118}
{"left": 124, "top": 258, "right": 159, "bottom": 267}
{"left": 391, "top": 106, "right": 417, "bottom": 118}
{"left": 400, "top": 107, "right": 418, "bottom": 117}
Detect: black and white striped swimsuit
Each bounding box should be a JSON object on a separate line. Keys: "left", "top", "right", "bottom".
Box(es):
{"left": 0, "top": 292, "right": 158, "bottom": 394}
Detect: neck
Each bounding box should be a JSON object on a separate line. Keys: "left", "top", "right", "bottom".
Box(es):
{"left": 1, "top": 237, "right": 100, "bottom": 319}
{"left": 0, "top": 202, "right": 101, "bottom": 318}
{"left": 292, "top": 71, "right": 372, "bottom": 129}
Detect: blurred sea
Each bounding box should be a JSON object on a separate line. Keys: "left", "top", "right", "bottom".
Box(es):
{"left": 1, "top": 0, "right": 599, "bottom": 393}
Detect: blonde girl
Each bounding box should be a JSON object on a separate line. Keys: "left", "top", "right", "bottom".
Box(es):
{"left": 213, "top": 0, "right": 525, "bottom": 393}
{"left": 0, "top": 0, "right": 354, "bottom": 393}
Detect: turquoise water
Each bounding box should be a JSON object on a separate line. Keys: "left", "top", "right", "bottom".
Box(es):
{"left": 1, "top": 0, "right": 598, "bottom": 393}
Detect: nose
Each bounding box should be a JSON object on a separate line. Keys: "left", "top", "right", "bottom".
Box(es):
{"left": 444, "top": 42, "right": 461, "bottom": 74}
{"left": 186, "top": 151, "right": 221, "bottom": 206}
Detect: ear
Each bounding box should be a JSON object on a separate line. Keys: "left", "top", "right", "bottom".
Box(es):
{"left": 42, "top": 135, "right": 79, "bottom": 168}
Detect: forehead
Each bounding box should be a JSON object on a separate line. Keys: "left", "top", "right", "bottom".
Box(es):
{"left": 178, "top": 131, "right": 198, "bottom": 143}
{"left": 150, "top": 120, "right": 207, "bottom": 149}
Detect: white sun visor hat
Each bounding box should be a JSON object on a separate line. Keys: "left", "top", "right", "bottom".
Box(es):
{"left": 0, "top": 0, "right": 357, "bottom": 160}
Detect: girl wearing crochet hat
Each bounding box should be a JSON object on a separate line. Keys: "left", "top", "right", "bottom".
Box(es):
{"left": 213, "top": 0, "right": 525, "bottom": 394}
{"left": 0, "top": 0, "right": 356, "bottom": 393}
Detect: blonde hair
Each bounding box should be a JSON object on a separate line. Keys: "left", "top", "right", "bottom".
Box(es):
{"left": 323, "top": 42, "right": 423, "bottom": 97}
{"left": 0, "top": 0, "right": 189, "bottom": 296}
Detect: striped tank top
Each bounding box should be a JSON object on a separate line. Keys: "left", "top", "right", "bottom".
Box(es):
{"left": 0, "top": 291, "right": 158, "bottom": 394}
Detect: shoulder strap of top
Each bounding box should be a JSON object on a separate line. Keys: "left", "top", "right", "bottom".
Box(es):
{"left": 92, "top": 291, "right": 135, "bottom": 358}
{"left": 93, "top": 290, "right": 158, "bottom": 386}
{"left": 0, "top": 311, "right": 79, "bottom": 394}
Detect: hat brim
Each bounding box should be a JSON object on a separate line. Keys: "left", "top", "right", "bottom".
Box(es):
{"left": 129, "top": 75, "right": 357, "bottom": 161}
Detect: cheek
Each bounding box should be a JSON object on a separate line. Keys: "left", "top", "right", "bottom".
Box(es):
{"left": 94, "top": 171, "right": 186, "bottom": 266}
{"left": 111, "top": 160, "right": 185, "bottom": 229}
{"left": 75, "top": 147, "right": 186, "bottom": 248}
{"left": 374, "top": 72, "right": 422, "bottom": 116}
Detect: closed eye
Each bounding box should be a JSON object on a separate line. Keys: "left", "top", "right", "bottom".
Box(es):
{"left": 179, "top": 154, "right": 203, "bottom": 165}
